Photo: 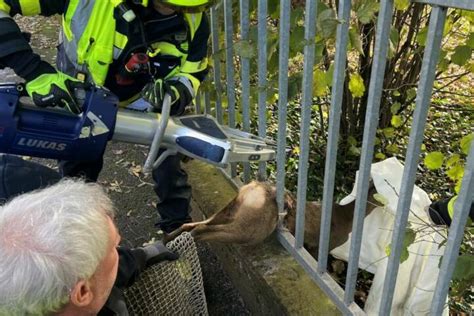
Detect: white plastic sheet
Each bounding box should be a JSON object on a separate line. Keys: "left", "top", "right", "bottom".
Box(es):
{"left": 331, "top": 157, "right": 449, "bottom": 315}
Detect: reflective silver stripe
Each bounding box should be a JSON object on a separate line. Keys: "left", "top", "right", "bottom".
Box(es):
{"left": 61, "top": 0, "right": 99, "bottom": 75}
{"left": 0, "top": 10, "right": 11, "bottom": 19}
{"left": 113, "top": 46, "right": 123, "bottom": 59}
{"left": 171, "top": 76, "right": 195, "bottom": 98}
{"left": 62, "top": 31, "right": 78, "bottom": 65}
{"left": 70, "top": 0, "right": 95, "bottom": 43}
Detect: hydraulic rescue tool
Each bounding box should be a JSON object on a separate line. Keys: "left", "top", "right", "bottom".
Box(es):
{"left": 0, "top": 83, "right": 276, "bottom": 171}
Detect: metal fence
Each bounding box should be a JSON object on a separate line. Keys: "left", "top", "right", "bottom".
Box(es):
{"left": 197, "top": 0, "right": 474, "bottom": 314}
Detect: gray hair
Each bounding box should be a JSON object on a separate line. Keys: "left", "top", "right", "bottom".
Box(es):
{"left": 0, "top": 179, "right": 115, "bottom": 315}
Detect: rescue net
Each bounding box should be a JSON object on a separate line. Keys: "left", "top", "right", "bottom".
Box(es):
{"left": 124, "top": 232, "right": 208, "bottom": 316}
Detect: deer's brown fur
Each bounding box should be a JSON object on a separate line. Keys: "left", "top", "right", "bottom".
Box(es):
{"left": 165, "top": 181, "right": 281, "bottom": 245}
{"left": 165, "top": 181, "right": 380, "bottom": 253}
{"left": 284, "top": 187, "right": 379, "bottom": 256}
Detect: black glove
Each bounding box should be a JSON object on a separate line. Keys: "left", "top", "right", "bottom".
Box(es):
{"left": 25, "top": 71, "right": 86, "bottom": 114}
{"left": 142, "top": 240, "right": 179, "bottom": 267}
{"left": 141, "top": 78, "right": 193, "bottom": 116}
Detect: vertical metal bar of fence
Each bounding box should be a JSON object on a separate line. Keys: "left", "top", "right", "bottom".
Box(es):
{"left": 431, "top": 141, "right": 474, "bottom": 315}
{"left": 224, "top": 0, "right": 236, "bottom": 128}
{"left": 344, "top": 0, "right": 394, "bottom": 305}
{"left": 210, "top": 5, "right": 223, "bottom": 124}
{"left": 276, "top": 0, "right": 291, "bottom": 212}
{"left": 379, "top": 6, "right": 447, "bottom": 313}
{"left": 318, "top": 0, "right": 352, "bottom": 273}
{"left": 204, "top": 90, "right": 212, "bottom": 115}
{"left": 294, "top": 0, "right": 318, "bottom": 249}
{"left": 257, "top": 0, "right": 268, "bottom": 180}
{"left": 195, "top": 92, "right": 202, "bottom": 114}
{"left": 240, "top": 0, "right": 251, "bottom": 182}
{"left": 223, "top": 0, "right": 237, "bottom": 178}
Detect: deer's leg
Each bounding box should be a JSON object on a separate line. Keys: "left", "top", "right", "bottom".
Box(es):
{"left": 192, "top": 224, "right": 250, "bottom": 244}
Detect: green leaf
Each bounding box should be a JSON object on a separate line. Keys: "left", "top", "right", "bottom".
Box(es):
{"left": 394, "top": 0, "right": 410, "bottom": 11}
{"left": 349, "top": 145, "right": 361, "bottom": 157}
{"left": 382, "top": 127, "right": 395, "bottom": 138}
{"left": 325, "top": 64, "right": 335, "bottom": 88}
{"left": 318, "top": 9, "right": 338, "bottom": 39}
{"left": 391, "top": 115, "right": 403, "bottom": 127}
{"left": 424, "top": 152, "right": 444, "bottom": 170}
{"left": 390, "top": 27, "right": 400, "bottom": 48}
{"left": 289, "top": 26, "right": 306, "bottom": 54}
{"left": 356, "top": 1, "right": 380, "bottom": 24}
{"left": 386, "top": 143, "right": 399, "bottom": 154}
{"left": 401, "top": 228, "right": 416, "bottom": 263}
{"left": 452, "top": 254, "right": 474, "bottom": 281}
{"left": 349, "top": 27, "right": 364, "bottom": 56}
{"left": 348, "top": 73, "right": 365, "bottom": 98}
{"left": 446, "top": 154, "right": 461, "bottom": 168}
{"left": 447, "top": 164, "right": 464, "bottom": 181}
{"left": 375, "top": 152, "right": 386, "bottom": 160}
{"left": 373, "top": 193, "right": 388, "bottom": 206}
{"left": 451, "top": 45, "right": 472, "bottom": 66}
{"left": 268, "top": 0, "right": 280, "bottom": 19}
{"left": 390, "top": 102, "right": 401, "bottom": 114}
{"left": 460, "top": 133, "right": 473, "bottom": 155}
{"left": 454, "top": 179, "right": 462, "bottom": 194}
{"left": 467, "top": 32, "right": 474, "bottom": 49}
{"left": 416, "top": 27, "right": 428, "bottom": 46}
{"left": 234, "top": 40, "right": 256, "bottom": 59}
{"left": 385, "top": 228, "right": 416, "bottom": 263}
{"left": 290, "top": 7, "right": 304, "bottom": 26}
{"left": 347, "top": 136, "right": 358, "bottom": 146}
{"left": 406, "top": 88, "right": 417, "bottom": 100}
{"left": 313, "top": 69, "right": 328, "bottom": 97}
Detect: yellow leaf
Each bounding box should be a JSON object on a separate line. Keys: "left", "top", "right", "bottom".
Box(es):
{"left": 424, "top": 152, "right": 444, "bottom": 170}
{"left": 373, "top": 193, "right": 388, "bottom": 206}
{"left": 391, "top": 115, "right": 403, "bottom": 127}
{"left": 375, "top": 152, "right": 386, "bottom": 160}
{"left": 455, "top": 180, "right": 462, "bottom": 194}
{"left": 394, "top": 0, "right": 410, "bottom": 11}
{"left": 447, "top": 164, "right": 464, "bottom": 181}
{"left": 348, "top": 73, "right": 365, "bottom": 98}
{"left": 312, "top": 69, "right": 328, "bottom": 97}
{"left": 460, "top": 133, "right": 473, "bottom": 155}
{"left": 446, "top": 154, "right": 460, "bottom": 167}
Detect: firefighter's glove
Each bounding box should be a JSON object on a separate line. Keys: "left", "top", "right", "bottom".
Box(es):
{"left": 142, "top": 240, "right": 179, "bottom": 267}
{"left": 142, "top": 78, "right": 192, "bottom": 116}
{"left": 26, "top": 72, "right": 85, "bottom": 114}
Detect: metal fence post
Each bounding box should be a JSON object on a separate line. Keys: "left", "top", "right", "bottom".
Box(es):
{"left": 379, "top": 6, "right": 447, "bottom": 313}
{"left": 294, "top": 0, "right": 318, "bottom": 249}
{"left": 318, "top": 0, "right": 352, "bottom": 273}
{"left": 257, "top": 0, "right": 268, "bottom": 180}
{"left": 210, "top": 5, "right": 223, "bottom": 123}
{"left": 240, "top": 0, "right": 251, "bottom": 183}
{"left": 343, "top": 0, "right": 394, "bottom": 305}
{"left": 276, "top": 0, "right": 291, "bottom": 213}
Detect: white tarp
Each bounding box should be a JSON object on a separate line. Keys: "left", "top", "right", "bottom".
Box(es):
{"left": 330, "top": 157, "right": 449, "bottom": 315}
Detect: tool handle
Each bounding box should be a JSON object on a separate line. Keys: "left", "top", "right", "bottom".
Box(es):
{"left": 143, "top": 93, "right": 171, "bottom": 173}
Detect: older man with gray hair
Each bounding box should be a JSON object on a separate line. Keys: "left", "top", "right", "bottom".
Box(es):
{"left": 0, "top": 176, "right": 177, "bottom": 315}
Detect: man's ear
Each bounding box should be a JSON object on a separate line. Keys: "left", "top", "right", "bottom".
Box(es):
{"left": 70, "top": 280, "right": 94, "bottom": 307}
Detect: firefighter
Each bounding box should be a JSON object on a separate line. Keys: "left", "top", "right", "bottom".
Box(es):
{"left": 0, "top": 0, "right": 211, "bottom": 234}
{"left": 428, "top": 195, "right": 474, "bottom": 227}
